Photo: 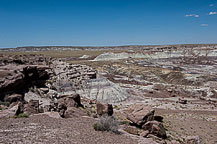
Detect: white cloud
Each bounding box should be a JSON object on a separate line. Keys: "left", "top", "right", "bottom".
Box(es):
{"left": 209, "top": 12, "right": 217, "bottom": 15}
{"left": 209, "top": 4, "right": 214, "bottom": 7}
{"left": 201, "top": 24, "right": 208, "bottom": 27}
{"left": 185, "top": 14, "right": 199, "bottom": 18}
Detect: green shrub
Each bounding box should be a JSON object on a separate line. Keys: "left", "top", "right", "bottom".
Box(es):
{"left": 93, "top": 115, "right": 119, "bottom": 133}
{"left": 0, "top": 101, "right": 10, "bottom": 107}
{"left": 14, "top": 113, "right": 29, "bottom": 118}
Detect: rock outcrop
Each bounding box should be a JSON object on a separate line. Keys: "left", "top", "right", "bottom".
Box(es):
{"left": 0, "top": 54, "right": 98, "bottom": 118}
{"left": 51, "top": 61, "right": 96, "bottom": 92}
{"left": 0, "top": 65, "right": 50, "bottom": 100}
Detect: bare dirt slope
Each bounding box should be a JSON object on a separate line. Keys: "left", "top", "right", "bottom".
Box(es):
{"left": 0, "top": 114, "right": 137, "bottom": 144}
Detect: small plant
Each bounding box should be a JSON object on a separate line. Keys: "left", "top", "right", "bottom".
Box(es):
{"left": 93, "top": 115, "right": 119, "bottom": 133}
{"left": 113, "top": 105, "right": 120, "bottom": 110}
{"left": 119, "top": 120, "right": 130, "bottom": 125}
{"left": 14, "top": 113, "right": 29, "bottom": 118}
{"left": 29, "top": 87, "right": 34, "bottom": 92}
{"left": 0, "top": 101, "right": 10, "bottom": 107}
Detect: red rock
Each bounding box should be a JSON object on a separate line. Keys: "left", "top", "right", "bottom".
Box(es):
{"left": 142, "top": 121, "right": 167, "bottom": 139}
{"left": 96, "top": 102, "right": 113, "bottom": 116}
{"left": 58, "top": 94, "right": 82, "bottom": 108}
{"left": 126, "top": 104, "right": 154, "bottom": 126}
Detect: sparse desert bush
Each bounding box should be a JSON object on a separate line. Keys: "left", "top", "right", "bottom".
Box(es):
{"left": 93, "top": 115, "right": 119, "bottom": 133}
{"left": 14, "top": 113, "right": 29, "bottom": 118}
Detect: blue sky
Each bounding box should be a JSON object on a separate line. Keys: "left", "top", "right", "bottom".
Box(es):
{"left": 0, "top": 0, "right": 217, "bottom": 48}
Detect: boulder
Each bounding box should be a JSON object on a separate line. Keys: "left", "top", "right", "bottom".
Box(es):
{"left": 126, "top": 104, "right": 155, "bottom": 126}
{"left": 6, "top": 94, "right": 23, "bottom": 103}
{"left": 142, "top": 121, "right": 167, "bottom": 139}
{"left": 57, "top": 94, "right": 83, "bottom": 118}
{"left": 0, "top": 104, "right": 20, "bottom": 118}
{"left": 96, "top": 102, "right": 113, "bottom": 116}
{"left": 24, "top": 91, "right": 51, "bottom": 107}
{"left": 58, "top": 94, "right": 82, "bottom": 108}
{"left": 64, "top": 107, "right": 86, "bottom": 118}
{"left": 23, "top": 100, "right": 39, "bottom": 115}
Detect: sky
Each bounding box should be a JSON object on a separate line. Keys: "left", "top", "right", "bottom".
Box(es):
{"left": 0, "top": 0, "right": 217, "bottom": 48}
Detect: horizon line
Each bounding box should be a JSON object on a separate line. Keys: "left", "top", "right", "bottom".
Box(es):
{"left": 1, "top": 43, "right": 217, "bottom": 49}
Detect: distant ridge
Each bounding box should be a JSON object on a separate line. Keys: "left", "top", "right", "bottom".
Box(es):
{"left": 0, "top": 44, "right": 217, "bottom": 52}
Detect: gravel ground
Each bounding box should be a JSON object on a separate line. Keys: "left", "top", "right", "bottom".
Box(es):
{"left": 0, "top": 114, "right": 137, "bottom": 144}
{"left": 156, "top": 109, "right": 217, "bottom": 144}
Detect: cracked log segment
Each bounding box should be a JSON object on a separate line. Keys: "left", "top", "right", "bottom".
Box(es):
{"left": 126, "top": 104, "right": 155, "bottom": 127}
